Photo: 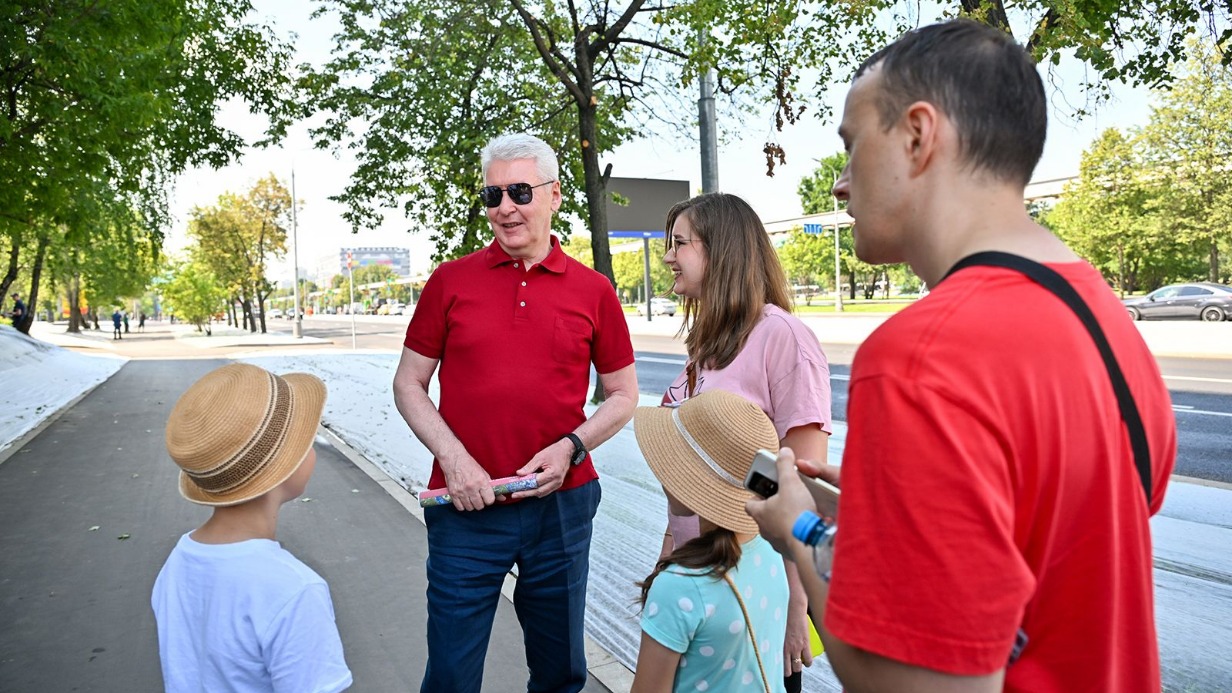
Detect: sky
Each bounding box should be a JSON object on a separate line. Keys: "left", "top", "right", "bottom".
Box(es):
{"left": 166, "top": 1, "right": 1157, "bottom": 284}
{"left": 4, "top": 319, "right": 1231, "bottom": 690}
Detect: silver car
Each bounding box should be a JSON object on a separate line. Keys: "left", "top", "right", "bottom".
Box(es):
{"left": 1123, "top": 282, "right": 1232, "bottom": 322}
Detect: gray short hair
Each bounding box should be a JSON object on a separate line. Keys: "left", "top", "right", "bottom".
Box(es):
{"left": 481, "top": 133, "right": 559, "bottom": 184}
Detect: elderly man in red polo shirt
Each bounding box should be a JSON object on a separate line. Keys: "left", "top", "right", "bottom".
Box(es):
{"left": 394, "top": 132, "right": 638, "bottom": 693}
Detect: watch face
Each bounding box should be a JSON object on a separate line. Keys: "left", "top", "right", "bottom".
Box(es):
{"left": 571, "top": 448, "right": 586, "bottom": 465}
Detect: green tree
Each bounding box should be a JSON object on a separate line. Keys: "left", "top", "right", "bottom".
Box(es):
{"left": 1, "top": 0, "right": 295, "bottom": 316}
{"left": 301, "top": 1, "right": 592, "bottom": 263}
{"left": 161, "top": 259, "right": 226, "bottom": 335}
{"left": 1142, "top": 39, "right": 1232, "bottom": 284}
{"left": 777, "top": 230, "right": 831, "bottom": 303}
{"left": 188, "top": 175, "right": 292, "bottom": 333}
{"left": 1046, "top": 128, "right": 1187, "bottom": 293}
{"left": 612, "top": 245, "right": 673, "bottom": 303}
{"left": 305, "top": 0, "right": 888, "bottom": 286}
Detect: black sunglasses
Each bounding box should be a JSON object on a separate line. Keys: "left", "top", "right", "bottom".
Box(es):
{"left": 479, "top": 181, "right": 555, "bottom": 208}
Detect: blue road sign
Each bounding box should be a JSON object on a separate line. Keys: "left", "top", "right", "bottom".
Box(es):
{"left": 610, "top": 230, "right": 666, "bottom": 238}
{"left": 803, "top": 223, "right": 823, "bottom": 234}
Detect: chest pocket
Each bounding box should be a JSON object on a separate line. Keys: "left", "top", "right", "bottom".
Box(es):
{"left": 552, "top": 315, "right": 592, "bottom": 365}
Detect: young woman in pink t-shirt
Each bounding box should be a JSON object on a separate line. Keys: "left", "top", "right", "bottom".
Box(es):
{"left": 653, "top": 192, "right": 833, "bottom": 692}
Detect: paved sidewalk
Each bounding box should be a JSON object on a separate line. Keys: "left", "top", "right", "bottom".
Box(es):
{"left": 0, "top": 359, "right": 613, "bottom": 692}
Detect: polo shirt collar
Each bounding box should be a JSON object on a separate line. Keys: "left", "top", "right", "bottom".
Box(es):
{"left": 483, "top": 235, "right": 568, "bottom": 274}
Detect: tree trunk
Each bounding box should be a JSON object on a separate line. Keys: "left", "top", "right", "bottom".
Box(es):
{"left": 0, "top": 240, "right": 19, "bottom": 300}
{"left": 16, "top": 234, "right": 49, "bottom": 335}
{"left": 67, "top": 276, "right": 84, "bottom": 333}
{"left": 1210, "top": 240, "right": 1219, "bottom": 283}
{"left": 578, "top": 100, "right": 614, "bottom": 288}
{"left": 575, "top": 71, "right": 614, "bottom": 405}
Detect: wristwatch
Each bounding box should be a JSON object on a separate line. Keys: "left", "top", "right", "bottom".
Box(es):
{"left": 561, "top": 433, "right": 587, "bottom": 465}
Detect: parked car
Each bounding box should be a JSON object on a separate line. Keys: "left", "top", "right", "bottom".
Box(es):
{"left": 635, "top": 297, "right": 678, "bottom": 316}
{"left": 1123, "top": 282, "right": 1232, "bottom": 322}
{"left": 265, "top": 308, "right": 283, "bottom": 319}
{"left": 377, "top": 301, "right": 406, "bottom": 316}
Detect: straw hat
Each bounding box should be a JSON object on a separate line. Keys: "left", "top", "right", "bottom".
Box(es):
{"left": 166, "top": 363, "right": 326, "bottom": 506}
{"left": 634, "top": 389, "right": 779, "bottom": 534}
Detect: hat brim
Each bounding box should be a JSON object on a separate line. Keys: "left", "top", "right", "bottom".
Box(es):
{"left": 634, "top": 406, "right": 762, "bottom": 534}
{"left": 179, "top": 372, "right": 326, "bottom": 507}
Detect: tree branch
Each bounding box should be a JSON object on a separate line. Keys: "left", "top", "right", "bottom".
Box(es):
{"left": 1026, "top": 7, "right": 1061, "bottom": 54}
{"left": 961, "top": 0, "right": 1011, "bottom": 34}
{"left": 596, "top": 0, "right": 649, "bottom": 54}
{"left": 509, "top": 0, "right": 586, "bottom": 103}
{"left": 609, "top": 36, "right": 688, "bottom": 60}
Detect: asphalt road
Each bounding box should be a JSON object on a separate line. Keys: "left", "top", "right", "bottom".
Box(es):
{"left": 267, "top": 315, "right": 1232, "bottom": 484}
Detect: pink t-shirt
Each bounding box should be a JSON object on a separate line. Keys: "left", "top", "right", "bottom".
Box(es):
{"left": 662, "top": 304, "right": 832, "bottom": 439}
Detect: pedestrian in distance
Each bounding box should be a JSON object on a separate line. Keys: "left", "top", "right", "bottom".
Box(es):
{"left": 9, "top": 292, "right": 26, "bottom": 327}
{"left": 656, "top": 192, "right": 832, "bottom": 691}
{"left": 393, "top": 132, "right": 638, "bottom": 692}
{"left": 152, "top": 363, "right": 351, "bottom": 693}
{"left": 631, "top": 389, "right": 790, "bottom": 693}
{"left": 138, "top": 312, "right": 146, "bottom": 332}
{"left": 745, "top": 18, "right": 1177, "bottom": 693}
{"left": 123, "top": 311, "right": 129, "bottom": 334}
{"left": 111, "top": 308, "right": 122, "bottom": 340}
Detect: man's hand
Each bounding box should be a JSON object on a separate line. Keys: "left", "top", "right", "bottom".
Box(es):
{"left": 441, "top": 454, "right": 496, "bottom": 511}
{"left": 745, "top": 448, "right": 817, "bottom": 560}
{"left": 512, "top": 438, "right": 573, "bottom": 499}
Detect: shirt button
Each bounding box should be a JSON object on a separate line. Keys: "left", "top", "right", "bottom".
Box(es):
{"left": 521, "top": 281, "right": 527, "bottom": 287}
{"left": 520, "top": 301, "right": 526, "bottom": 307}
{"left": 513, "top": 262, "right": 519, "bottom": 268}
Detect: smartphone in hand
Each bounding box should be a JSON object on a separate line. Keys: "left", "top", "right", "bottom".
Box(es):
{"left": 744, "top": 449, "right": 840, "bottom": 519}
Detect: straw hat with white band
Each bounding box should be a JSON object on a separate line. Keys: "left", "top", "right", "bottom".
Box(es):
{"left": 634, "top": 389, "right": 779, "bottom": 534}
{"left": 166, "top": 363, "right": 326, "bottom": 507}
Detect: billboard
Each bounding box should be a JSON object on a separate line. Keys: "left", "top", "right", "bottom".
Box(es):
{"left": 339, "top": 247, "right": 412, "bottom": 276}
{"left": 606, "top": 177, "right": 691, "bottom": 236}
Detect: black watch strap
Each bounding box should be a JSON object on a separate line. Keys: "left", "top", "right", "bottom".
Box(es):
{"left": 561, "top": 433, "right": 587, "bottom": 465}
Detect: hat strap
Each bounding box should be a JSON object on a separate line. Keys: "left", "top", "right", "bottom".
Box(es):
{"left": 671, "top": 408, "right": 743, "bottom": 488}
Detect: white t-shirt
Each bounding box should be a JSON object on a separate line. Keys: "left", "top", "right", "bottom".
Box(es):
{"left": 152, "top": 533, "right": 352, "bottom": 693}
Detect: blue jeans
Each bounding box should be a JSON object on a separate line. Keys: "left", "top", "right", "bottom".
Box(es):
{"left": 421, "top": 480, "right": 601, "bottom": 693}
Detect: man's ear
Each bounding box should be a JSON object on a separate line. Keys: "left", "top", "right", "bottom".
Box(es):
{"left": 902, "top": 101, "right": 941, "bottom": 177}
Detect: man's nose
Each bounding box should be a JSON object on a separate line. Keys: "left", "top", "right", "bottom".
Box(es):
{"left": 832, "top": 167, "right": 851, "bottom": 201}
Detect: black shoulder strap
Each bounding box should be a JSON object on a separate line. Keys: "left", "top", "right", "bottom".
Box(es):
{"left": 943, "top": 252, "right": 1153, "bottom": 505}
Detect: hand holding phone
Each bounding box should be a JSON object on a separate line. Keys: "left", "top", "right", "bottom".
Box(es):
{"left": 744, "top": 449, "right": 839, "bottom": 519}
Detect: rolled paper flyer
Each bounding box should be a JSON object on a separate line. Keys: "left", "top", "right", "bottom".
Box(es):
{"left": 417, "top": 474, "right": 539, "bottom": 507}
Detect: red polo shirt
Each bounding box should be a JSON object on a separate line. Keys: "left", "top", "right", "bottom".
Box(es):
{"left": 405, "top": 236, "right": 635, "bottom": 492}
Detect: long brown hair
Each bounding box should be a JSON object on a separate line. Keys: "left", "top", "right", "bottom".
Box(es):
{"left": 664, "top": 193, "right": 793, "bottom": 392}
{"left": 638, "top": 527, "right": 743, "bottom": 606}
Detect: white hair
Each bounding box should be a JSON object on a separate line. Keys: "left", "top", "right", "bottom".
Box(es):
{"left": 481, "top": 133, "right": 559, "bottom": 184}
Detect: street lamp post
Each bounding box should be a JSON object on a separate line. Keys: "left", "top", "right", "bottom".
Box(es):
{"left": 290, "top": 168, "right": 303, "bottom": 338}
{"left": 815, "top": 162, "right": 844, "bottom": 312}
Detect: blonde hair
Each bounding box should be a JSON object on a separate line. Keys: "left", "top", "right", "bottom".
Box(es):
{"left": 665, "top": 193, "right": 792, "bottom": 388}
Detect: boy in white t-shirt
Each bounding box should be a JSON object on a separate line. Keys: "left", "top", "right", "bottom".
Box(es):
{"left": 152, "top": 363, "right": 352, "bottom": 693}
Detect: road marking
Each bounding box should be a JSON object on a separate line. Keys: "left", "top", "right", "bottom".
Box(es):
{"left": 1173, "top": 406, "right": 1232, "bottom": 418}
{"left": 1163, "top": 375, "right": 1232, "bottom": 384}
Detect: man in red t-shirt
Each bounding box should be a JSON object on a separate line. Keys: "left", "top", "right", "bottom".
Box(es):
{"left": 393, "top": 133, "right": 637, "bottom": 692}
{"left": 747, "top": 19, "right": 1176, "bottom": 693}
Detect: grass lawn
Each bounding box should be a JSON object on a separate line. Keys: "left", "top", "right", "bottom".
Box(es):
{"left": 794, "top": 300, "right": 913, "bottom": 314}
